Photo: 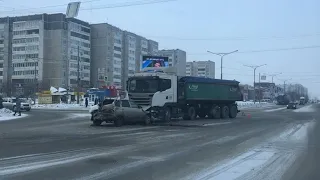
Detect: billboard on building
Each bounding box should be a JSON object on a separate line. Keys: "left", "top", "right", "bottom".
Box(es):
{"left": 261, "top": 75, "right": 267, "bottom": 80}
{"left": 141, "top": 56, "right": 169, "bottom": 69}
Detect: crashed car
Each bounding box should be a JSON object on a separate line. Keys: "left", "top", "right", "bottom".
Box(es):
{"left": 89, "top": 98, "right": 115, "bottom": 121}
{"left": 91, "top": 99, "right": 151, "bottom": 126}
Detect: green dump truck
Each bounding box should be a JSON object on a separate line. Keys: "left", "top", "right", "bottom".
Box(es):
{"left": 127, "top": 71, "right": 243, "bottom": 121}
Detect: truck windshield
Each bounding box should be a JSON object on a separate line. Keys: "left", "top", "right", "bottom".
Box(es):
{"left": 128, "top": 79, "right": 159, "bottom": 93}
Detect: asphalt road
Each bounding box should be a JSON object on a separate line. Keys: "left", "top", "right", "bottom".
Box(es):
{"left": 0, "top": 104, "right": 319, "bottom": 180}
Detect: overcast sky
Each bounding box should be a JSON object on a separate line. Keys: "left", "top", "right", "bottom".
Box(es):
{"left": 2, "top": 0, "right": 320, "bottom": 98}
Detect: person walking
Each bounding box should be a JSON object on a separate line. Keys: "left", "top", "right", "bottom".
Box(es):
{"left": 13, "top": 97, "right": 21, "bottom": 116}
{"left": 85, "top": 98, "right": 88, "bottom": 108}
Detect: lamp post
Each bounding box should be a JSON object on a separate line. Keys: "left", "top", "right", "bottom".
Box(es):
{"left": 207, "top": 50, "right": 238, "bottom": 79}
{"left": 25, "top": 58, "right": 38, "bottom": 97}
{"left": 244, "top": 64, "right": 267, "bottom": 103}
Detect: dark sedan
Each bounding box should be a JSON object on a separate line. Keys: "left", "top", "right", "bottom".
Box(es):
{"left": 287, "top": 102, "right": 298, "bottom": 109}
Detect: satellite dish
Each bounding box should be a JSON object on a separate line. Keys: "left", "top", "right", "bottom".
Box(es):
{"left": 66, "top": 2, "right": 81, "bottom": 18}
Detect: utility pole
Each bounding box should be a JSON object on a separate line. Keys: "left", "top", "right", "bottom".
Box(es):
{"left": 244, "top": 64, "right": 267, "bottom": 104}
{"left": 77, "top": 46, "right": 80, "bottom": 104}
{"left": 278, "top": 78, "right": 292, "bottom": 94}
{"left": 259, "top": 73, "right": 261, "bottom": 103}
{"left": 207, "top": 50, "right": 238, "bottom": 79}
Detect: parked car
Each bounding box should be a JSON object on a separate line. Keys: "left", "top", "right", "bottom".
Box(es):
{"left": 287, "top": 102, "right": 298, "bottom": 109}
{"left": 3, "top": 97, "right": 31, "bottom": 111}
{"left": 91, "top": 99, "right": 151, "bottom": 126}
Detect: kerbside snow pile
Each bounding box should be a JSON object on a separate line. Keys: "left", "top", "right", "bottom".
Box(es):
{"left": 32, "top": 103, "right": 88, "bottom": 110}
{"left": 0, "top": 108, "right": 27, "bottom": 121}
{"left": 236, "top": 101, "right": 269, "bottom": 109}
{"left": 294, "top": 105, "right": 315, "bottom": 113}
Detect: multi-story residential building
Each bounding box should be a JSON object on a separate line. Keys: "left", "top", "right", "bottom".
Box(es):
{"left": 91, "top": 23, "right": 123, "bottom": 88}
{"left": 185, "top": 60, "right": 215, "bottom": 78}
{"left": 158, "top": 49, "right": 186, "bottom": 76}
{"left": 0, "top": 13, "right": 90, "bottom": 95}
{"left": 90, "top": 23, "right": 158, "bottom": 89}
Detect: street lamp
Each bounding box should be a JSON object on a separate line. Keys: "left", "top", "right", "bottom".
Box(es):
{"left": 244, "top": 64, "right": 267, "bottom": 103}
{"left": 267, "top": 72, "right": 282, "bottom": 83}
{"left": 25, "top": 58, "right": 39, "bottom": 97}
{"left": 207, "top": 50, "right": 238, "bottom": 79}
{"left": 278, "top": 78, "right": 292, "bottom": 94}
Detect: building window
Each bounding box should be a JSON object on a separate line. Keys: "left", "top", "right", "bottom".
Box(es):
{"left": 114, "top": 53, "right": 121, "bottom": 58}
{"left": 114, "top": 46, "right": 121, "bottom": 52}
{"left": 26, "top": 29, "right": 39, "bottom": 35}
{"left": 70, "top": 31, "right": 89, "bottom": 40}
{"left": 81, "top": 27, "right": 90, "bottom": 33}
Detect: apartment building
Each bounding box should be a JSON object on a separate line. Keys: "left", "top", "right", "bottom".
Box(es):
{"left": 186, "top": 60, "right": 215, "bottom": 78}
{"left": 90, "top": 23, "right": 123, "bottom": 88}
{"left": 0, "top": 13, "right": 90, "bottom": 95}
{"left": 158, "top": 49, "right": 186, "bottom": 76}
{"left": 90, "top": 23, "right": 158, "bottom": 89}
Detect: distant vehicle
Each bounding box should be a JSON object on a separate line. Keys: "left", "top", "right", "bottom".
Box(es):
{"left": 299, "top": 97, "right": 306, "bottom": 105}
{"left": 276, "top": 95, "right": 290, "bottom": 105}
{"left": 91, "top": 99, "right": 150, "bottom": 126}
{"left": 287, "top": 102, "right": 298, "bottom": 109}
{"left": 3, "top": 97, "right": 31, "bottom": 111}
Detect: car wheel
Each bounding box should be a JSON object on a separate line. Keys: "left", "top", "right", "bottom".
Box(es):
{"left": 114, "top": 116, "right": 124, "bottom": 127}
{"left": 93, "top": 120, "right": 102, "bottom": 126}
{"left": 209, "top": 105, "right": 220, "bottom": 119}
{"left": 144, "top": 115, "right": 151, "bottom": 126}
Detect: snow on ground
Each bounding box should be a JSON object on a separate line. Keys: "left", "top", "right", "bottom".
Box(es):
{"left": 32, "top": 103, "right": 89, "bottom": 110}
{"left": 293, "top": 105, "right": 315, "bottom": 113}
{"left": 188, "top": 121, "right": 315, "bottom": 180}
{"left": 264, "top": 107, "right": 287, "bottom": 112}
{"left": 0, "top": 108, "right": 28, "bottom": 121}
{"left": 236, "top": 101, "right": 271, "bottom": 109}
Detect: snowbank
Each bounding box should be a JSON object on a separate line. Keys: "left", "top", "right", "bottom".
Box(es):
{"left": 32, "top": 103, "right": 89, "bottom": 110}
{"left": 0, "top": 108, "right": 28, "bottom": 121}
{"left": 294, "top": 105, "right": 315, "bottom": 113}
{"left": 236, "top": 101, "right": 269, "bottom": 109}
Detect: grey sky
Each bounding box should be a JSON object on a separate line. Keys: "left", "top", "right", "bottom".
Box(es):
{"left": 2, "top": 0, "right": 319, "bottom": 98}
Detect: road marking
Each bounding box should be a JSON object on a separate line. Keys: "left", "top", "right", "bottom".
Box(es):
{"left": 202, "top": 122, "right": 232, "bottom": 126}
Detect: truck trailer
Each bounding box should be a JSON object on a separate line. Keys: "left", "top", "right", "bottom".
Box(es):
{"left": 127, "top": 69, "right": 243, "bottom": 121}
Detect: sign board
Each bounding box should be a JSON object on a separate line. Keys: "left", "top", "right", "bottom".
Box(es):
{"left": 261, "top": 75, "right": 267, "bottom": 80}
{"left": 142, "top": 56, "right": 169, "bottom": 69}
{"left": 66, "top": 2, "right": 81, "bottom": 18}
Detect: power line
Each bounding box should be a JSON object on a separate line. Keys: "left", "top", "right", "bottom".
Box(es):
{"left": 1, "top": 0, "right": 177, "bottom": 14}
{"left": 188, "top": 45, "right": 320, "bottom": 55}
{"left": 145, "top": 33, "right": 320, "bottom": 41}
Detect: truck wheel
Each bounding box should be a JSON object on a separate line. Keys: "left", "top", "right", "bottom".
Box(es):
{"left": 209, "top": 105, "right": 220, "bottom": 119}
{"left": 114, "top": 116, "right": 124, "bottom": 127}
{"left": 229, "top": 104, "right": 238, "bottom": 118}
{"left": 188, "top": 106, "right": 197, "bottom": 120}
{"left": 163, "top": 107, "right": 172, "bottom": 122}
{"left": 221, "top": 106, "right": 229, "bottom": 119}
{"left": 93, "top": 120, "right": 102, "bottom": 126}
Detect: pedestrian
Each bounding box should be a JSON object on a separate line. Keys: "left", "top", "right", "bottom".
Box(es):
{"left": 85, "top": 98, "right": 88, "bottom": 108}
{"left": 13, "top": 97, "right": 21, "bottom": 116}
{"left": 0, "top": 96, "right": 3, "bottom": 109}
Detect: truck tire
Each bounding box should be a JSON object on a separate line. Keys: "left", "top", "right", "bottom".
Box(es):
{"left": 163, "top": 107, "right": 172, "bottom": 122}
{"left": 188, "top": 106, "right": 197, "bottom": 120}
{"left": 221, "top": 106, "right": 229, "bottom": 119}
{"left": 208, "top": 105, "right": 220, "bottom": 119}
{"left": 229, "top": 104, "right": 238, "bottom": 118}
{"left": 114, "top": 116, "right": 124, "bottom": 127}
